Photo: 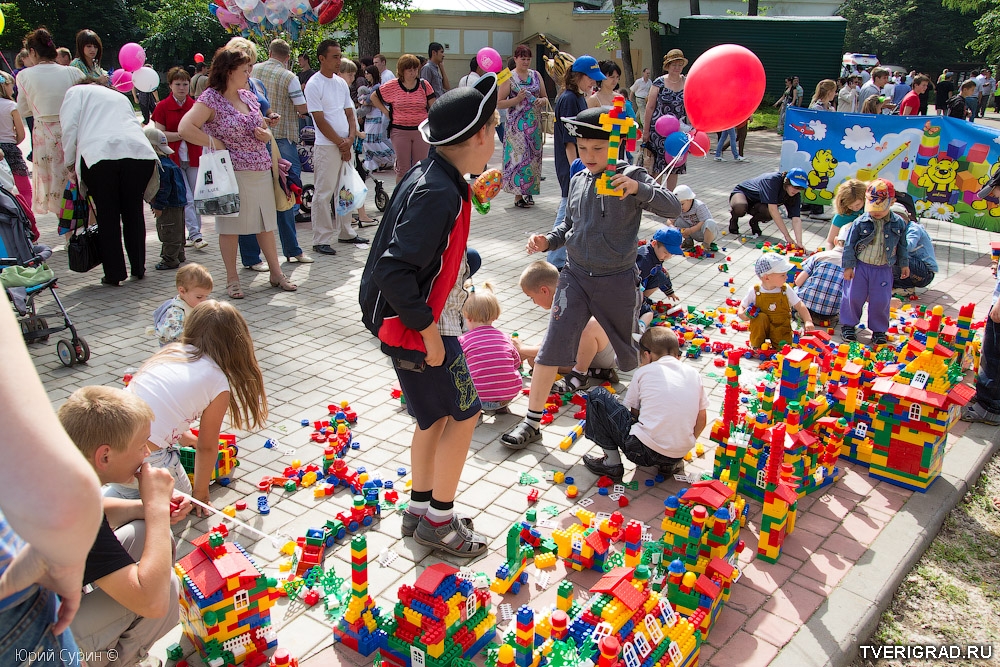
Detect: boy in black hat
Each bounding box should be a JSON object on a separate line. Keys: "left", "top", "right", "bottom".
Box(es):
{"left": 502, "top": 106, "right": 681, "bottom": 448}
{"left": 359, "top": 74, "right": 498, "bottom": 558}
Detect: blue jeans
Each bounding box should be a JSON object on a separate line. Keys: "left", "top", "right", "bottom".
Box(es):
{"left": 584, "top": 388, "right": 680, "bottom": 467}
{"left": 892, "top": 256, "right": 934, "bottom": 289}
{"left": 239, "top": 139, "right": 303, "bottom": 264}
{"left": 547, "top": 197, "right": 568, "bottom": 269}
{"left": 715, "top": 128, "right": 740, "bottom": 158}
{"left": 0, "top": 588, "right": 82, "bottom": 666}
{"left": 976, "top": 312, "right": 1000, "bottom": 413}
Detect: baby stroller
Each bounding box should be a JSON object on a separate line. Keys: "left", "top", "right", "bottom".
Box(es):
{"left": 297, "top": 124, "right": 388, "bottom": 223}
{"left": 0, "top": 186, "right": 89, "bottom": 367}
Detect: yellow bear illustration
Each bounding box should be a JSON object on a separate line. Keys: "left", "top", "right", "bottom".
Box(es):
{"left": 972, "top": 161, "right": 1000, "bottom": 217}
{"left": 804, "top": 149, "right": 838, "bottom": 201}
{"left": 917, "top": 156, "right": 959, "bottom": 211}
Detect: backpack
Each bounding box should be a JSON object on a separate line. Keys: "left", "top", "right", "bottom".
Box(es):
{"left": 946, "top": 94, "right": 967, "bottom": 119}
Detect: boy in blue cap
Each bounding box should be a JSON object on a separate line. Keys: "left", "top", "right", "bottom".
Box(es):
{"left": 729, "top": 169, "right": 809, "bottom": 248}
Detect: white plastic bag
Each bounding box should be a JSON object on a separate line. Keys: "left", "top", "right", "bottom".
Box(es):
{"left": 335, "top": 161, "right": 368, "bottom": 217}
{"left": 194, "top": 141, "right": 239, "bottom": 216}
{"left": 0, "top": 158, "right": 14, "bottom": 191}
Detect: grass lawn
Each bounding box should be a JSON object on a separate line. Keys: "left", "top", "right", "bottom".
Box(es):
{"left": 750, "top": 103, "right": 780, "bottom": 132}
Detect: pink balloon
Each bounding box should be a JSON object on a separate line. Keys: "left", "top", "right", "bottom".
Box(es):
{"left": 111, "top": 69, "right": 133, "bottom": 93}
{"left": 664, "top": 151, "right": 687, "bottom": 167}
{"left": 688, "top": 130, "right": 710, "bottom": 157}
{"left": 477, "top": 47, "right": 503, "bottom": 74}
{"left": 118, "top": 42, "right": 146, "bottom": 73}
{"left": 654, "top": 114, "right": 680, "bottom": 138}
{"left": 684, "top": 44, "right": 765, "bottom": 133}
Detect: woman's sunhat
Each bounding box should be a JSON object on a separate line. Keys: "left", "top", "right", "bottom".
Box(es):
{"left": 419, "top": 73, "right": 498, "bottom": 146}
{"left": 663, "top": 49, "right": 688, "bottom": 68}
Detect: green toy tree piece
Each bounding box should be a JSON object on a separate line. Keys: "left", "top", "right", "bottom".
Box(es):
{"left": 284, "top": 578, "right": 304, "bottom": 601}
{"left": 374, "top": 654, "right": 383, "bottom": 667}
{"left": 484, "top": 643, "right": 500, "bottom": 667}
{"left": 542, "top": 505, "right": 560, "bottom": 516}
{"left": 606, "top": 551, "right": 624, "bottom": 569}
{"left": 549, "top": 638, "right": 582, "bottom": 667}
{"left": 624, "top": 481, "right": 639, "bottom": 491}
{"left": 450, "top": 659, "right": 477, "bottom": 667}
{"left": 519, "top": 472, "right": 540, "bottom": 485}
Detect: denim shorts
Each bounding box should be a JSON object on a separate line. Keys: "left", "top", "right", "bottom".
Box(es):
{"left": 394, "top": 337, "right": 481, "bottom": 430}
{"left": 0, "top": 588, "right": 82, "bottom": 666}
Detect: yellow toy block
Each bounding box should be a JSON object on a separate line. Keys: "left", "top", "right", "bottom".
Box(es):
{"left": 534, "top": 552, "right": 557, "bottom": 569}
{"left": 280, "top": 541, "right": 297, "bottom": 556}
{"left": 222, "top": 505, "right": 237, "bottom": 517}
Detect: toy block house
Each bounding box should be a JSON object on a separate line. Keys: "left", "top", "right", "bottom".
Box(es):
{"left": 868, "top": 348, "right": 974, "bottom": 491}
{"left": 380, "top": 563, "right": 496, "bottom": 667}
{"left": 175, "top": 524, "right": 280, "bottom": 666}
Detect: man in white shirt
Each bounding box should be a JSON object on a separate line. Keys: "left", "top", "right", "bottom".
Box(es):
{"left": 580, "top": 327, "right": 708, "bottom": 481}
{"left": 374, "top": 53, "right": 395, "bottom": 85}
{"left": 859, "top": 67, "right": 890, "bottom": 108}
{"left": 304, "top": 40, "right": 363, "bottom": 255}
{"left": 978, "top": 68, "right": 995, "bottom": 118}
{"left": 629, "top": 68, "right": 652, "bottom": 127}
{"left": 459, "top": 57, "right": 482, "bottom": 88}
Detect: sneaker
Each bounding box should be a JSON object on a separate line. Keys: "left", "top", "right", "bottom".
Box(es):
{"left": 194, "top": 238, "right": 209, "bottom": 249}
{"left": 246, "top": 262, "right": 269, "bottom": 272}
{"left": 582, "top": 454, "right": 625, "bottom": 482}
{"left": 841, "top": 325, "right": 857, "bottom": 342}
{"left": 961, "top": 402, "right": 1000, "bottom": 425}
{"left": 658, "top": 460, "right": 685, "bottom": 477}
{"left": 735, "top": 156, "right": 748, "bottom": 162}
{"left": 401, "top": 511, "right": 473, "bottom": 537}
{"left": 714, "top": 156, "right": 724, "bottom": 162}
{"left": 680, "top": 236, "right": 695, "bottom": 250}
{"left": 412, "top": 514, "right": 488, "bottom": 558}
{"left": 501, "top": 421, "right": 542, "bottom": 450}
{"left": 184, "top": 239, "right": 195, "bottom": 247}
{"left": 871, "top": 331, "right": 888, "bottom": 346}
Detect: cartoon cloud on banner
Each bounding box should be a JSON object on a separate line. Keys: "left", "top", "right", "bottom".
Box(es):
{"left": 780, "top": 107, "right": 1000, "bottom": 232}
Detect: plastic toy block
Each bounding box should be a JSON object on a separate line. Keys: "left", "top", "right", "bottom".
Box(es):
{"left": 535, "top": 552, "right": 557, "bottom": 569}
{"left": 527, "top": 489, "right": 539, "bottom": 505}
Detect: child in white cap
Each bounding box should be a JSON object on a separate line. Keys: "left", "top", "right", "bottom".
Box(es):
{"left": 740, "top": 253, "right": 814, "bottom": 349}
{"left": 670, "top": 184, "right": 718, "bottom": 251}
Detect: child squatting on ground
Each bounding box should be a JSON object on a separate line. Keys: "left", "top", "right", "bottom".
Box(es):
{"left": 152, "top": 263, "right": 213, "bottom": 346}
{"left": 144, "top": 126, "right": 189, "bottom": 271}
{"left": 637, "top": 227, "right": 684, "bottom": 333}
{"left": 840, "top": 179, "right": 909, "bottom": 345}
{"left": 794, "top": 225, "right": 850, "bottom": 327}
{"left": 581, "top": 327, "right": 708, "bottom": 481}
{"left": 670, "top": 185, "right": 719, "bottom": 252}
{"left": 740, "top": 254, "right": 815, "bottom": 349}
{"left": 501, "top": 105, "right": 681, "bottom": 449}
{"left": 459, "top": 281, "right": 523, "bottom": 414}
{"left": 359, "top": 74, "right": 500, "bottom": 558}
{"left": 58, "top": 386, "right": 187, "bottom": 667}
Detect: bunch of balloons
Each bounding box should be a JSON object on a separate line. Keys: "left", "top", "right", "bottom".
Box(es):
{"left": 113, "top": 43, "right": 159, "bottom": 94}
{"left": 208, "top": 0, "right": 338, "bottom": 40}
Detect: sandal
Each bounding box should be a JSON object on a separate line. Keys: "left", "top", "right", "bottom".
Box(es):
{"left": 269, "top": 274, "right": 297, "bottom": 292}
{"left": 553, "top": 370, "right": 590, "bottom": 395}
{"left": 514, "top": 198, "right": 530, "bottom": 209}
{"left": 412, "top": 514, "right": 488, "bottom": 558}
{"left": 525, "top": 195, "right": 535, "bottom": 205}
{"left": 501, "top": 421, "right": 542, "bottom": 450}
{"left": 226, "top": 281, "right": 245, "bottom": 299}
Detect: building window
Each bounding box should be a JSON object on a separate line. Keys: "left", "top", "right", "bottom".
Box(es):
{"left": 908, "top": 403, "right": 922, "bottom": 421}
{"left": 855, "top": 422, "right": 868, "bottom": 438}
{"left": 911, "top": 371, "right": 929, "bottom": 390}
{"left": 234, "top": 590, "right": 249, "bottom": 612}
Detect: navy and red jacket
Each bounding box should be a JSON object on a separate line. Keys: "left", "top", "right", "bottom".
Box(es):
{"left": 359, "top": 152, "right": 471, "bottom": 365}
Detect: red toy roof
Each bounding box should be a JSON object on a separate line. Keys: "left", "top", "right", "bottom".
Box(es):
{"left": 694, "top": 574, "right": 720, "bottom": 600}
{"left": 178, "top": 538, "right": 262, "bottom": 597}
{"left": 612, "top": 579, "right": 645, "bottom": 611}
{"left": 415, "top": 563, "right": 458, "bottom": 595}
{"left": 682, "top": 480, "right": 734, "bottom": 510}
{"left": 591, "top": 567, "right": 634, "bottom": 595}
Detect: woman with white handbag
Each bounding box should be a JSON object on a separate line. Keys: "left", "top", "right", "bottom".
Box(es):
{"left": 179, "top": 46, "right": 297, "bottom": 299}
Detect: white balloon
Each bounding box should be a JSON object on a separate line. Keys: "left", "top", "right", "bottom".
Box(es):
{"left": 233, "top": 0, "right": 257, "bottom": 10}
{"left": 132, "top": 67, "right": 160, "bottom": 93}
{"left": 244, "top": 1, "right": 267, "bottom": 23}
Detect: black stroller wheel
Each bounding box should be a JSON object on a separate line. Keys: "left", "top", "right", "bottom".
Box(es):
{"left": 300, "top": 184, "right": 315, "bottom": 214}
{"left": 36, "top": 317, "right": 49, "bottom": 343}
{"left": 75, "top": 336, "right": 91, "bottom": 364}
{"left": 375, "top": 185, "right": 389, "bottom": 212}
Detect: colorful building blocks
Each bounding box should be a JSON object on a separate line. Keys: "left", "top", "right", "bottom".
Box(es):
{"left": 491, "top": 524, "right": 532, "bottom": 595}
{"left": 594, "top": 95, "right": 637, "bottom": 197}
{"left": 175, "top": 524, "right": 281, "bottom": 666}
{"left": 334, "top": 535, "right": 383, "bottom": 657}
{"left": 179, "top": 433, "right": 239, "bottom": 486}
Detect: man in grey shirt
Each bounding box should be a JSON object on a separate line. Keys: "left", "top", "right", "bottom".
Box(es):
{"left": 421, "top": 42, "right": 449, "bottom": 98}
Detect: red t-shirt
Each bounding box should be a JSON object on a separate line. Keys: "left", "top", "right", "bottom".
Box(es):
{"left": 375, "top": 78, "right": 436, "bottom": 130}
{"left": 151, "top": 95, "right": 203, "bottom": 168}
{"left": 899, "top": 91, "right": 921, "bottom": 116}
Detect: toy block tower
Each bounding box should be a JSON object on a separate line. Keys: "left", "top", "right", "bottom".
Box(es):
{"left": 595, "top": 94, "right": 637, "bottom": 197}
{"left": 757, "top": 424, "right": 799, "bottom": 563}
{"left": 175, "top": 524, "right": 280, "bottom": 666}
{"left": 333, "top": 535, "right": 381, "bottom": 656}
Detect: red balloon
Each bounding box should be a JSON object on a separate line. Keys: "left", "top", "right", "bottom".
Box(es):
{"left": 688, "top": 130, "right": 710, "bottom": 157}
{"left": 683, "top": 44, "right": 765, "bottom": 133}
{"left": 318, "top": 0, "right": 343, "bottom": 23}
{"left": 194, "top": 52, "right": 205, "bottom": 63}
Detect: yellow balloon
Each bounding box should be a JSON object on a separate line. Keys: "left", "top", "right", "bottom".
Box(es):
{"left": 0, "top": 8, "right": 5, "bottom": 36}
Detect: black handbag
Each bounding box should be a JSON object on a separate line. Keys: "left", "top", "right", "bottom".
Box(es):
{"left": 67, "top": 225, "right": 102, "bottom": 273}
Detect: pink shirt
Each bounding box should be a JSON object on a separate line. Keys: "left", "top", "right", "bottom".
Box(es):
{"left": 198, "top": 88, "right": 270, "bottom": 171}
{"left": 375, "top": 78, "right": 435, "bottom": 129}
{"left": 458, "top": 325, "right": 522, "bottom": 403}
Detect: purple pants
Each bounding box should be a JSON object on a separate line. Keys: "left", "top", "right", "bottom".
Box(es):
{"left": 840, "top": 261, "right": 893, "bottom": 332}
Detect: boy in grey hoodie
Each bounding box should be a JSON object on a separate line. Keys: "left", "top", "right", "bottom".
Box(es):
{"left": 502, "top": 106, "right": 681, "bottom": 448}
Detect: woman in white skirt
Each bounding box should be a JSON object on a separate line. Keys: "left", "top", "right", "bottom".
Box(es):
{"left": 179, "top": 46, "right": 296, "bottom": 298}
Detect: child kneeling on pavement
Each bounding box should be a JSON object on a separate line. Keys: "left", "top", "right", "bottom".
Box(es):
{"left": 582, "top": 327, "right": 708, "bottom": 481}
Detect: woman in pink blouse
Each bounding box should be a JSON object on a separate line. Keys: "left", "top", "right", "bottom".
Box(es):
{"left": 180, "top": 46, "right": 296, "bottom": 299}
{"left": 371, "top": 54, "right": 437, "bottom": 181}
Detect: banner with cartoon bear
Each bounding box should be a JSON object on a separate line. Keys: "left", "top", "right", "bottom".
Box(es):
{"left": 780, "top": 107, "right": 1000, "bottom": 232}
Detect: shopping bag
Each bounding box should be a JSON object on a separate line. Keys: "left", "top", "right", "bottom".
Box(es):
{"left": 66, "top": 225, "right": 102, "bottom": 273}
{"left": 270, "top": 142, "right": 295, "bottom": 212}
{"left": 194, "top": 141, "right": 240, "bottom": 216}
{"left": 58, "top": 180, "right": 89, "bottom": 235}
{"left": 0, "top": 159, "right": 13, "bottom": 191}
{"left": 335, "top": 162, "right": 368, "bottom": 217}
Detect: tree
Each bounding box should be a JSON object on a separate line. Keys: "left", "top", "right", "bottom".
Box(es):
{"left": 7, "top": 0, "right": 142, "bottom": 66}
{"left": 941, "top": 0, "right": 1000, "bottom": 65}
{"left": 327, "top": 0, "right": 411, "bottom": 59}
{"left": 136, "top": 0, "right": 230, "bottom": 71}
{"left": 647, "top": 0, "right": 663, "bottom": 78}
{"left": 839, "top": 0, "right": 980, "bottom": 73}
{"left": 0, "top": 3, "right": 32, "bottom": 53}
{"left": 598, "top": 0, "right": 644, "bottom": 89}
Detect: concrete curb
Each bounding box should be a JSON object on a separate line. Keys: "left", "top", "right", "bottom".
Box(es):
{"left": 771, "top": 425, "right": 1000, "bottom": 667}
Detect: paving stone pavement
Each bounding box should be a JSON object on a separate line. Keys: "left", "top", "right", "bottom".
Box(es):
{"left": 22, "top": 123, "right": 1000, "bottom": 667}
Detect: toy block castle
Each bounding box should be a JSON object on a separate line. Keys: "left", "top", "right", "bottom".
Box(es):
{"left": 333, "top": 535, "right": 382, "bottom": 657}
{"left": 175, "top": 524, "right": 281, "bottom": 666}
{"left": 179, "top": 433, "right": 239, "bottom": 485}
{"left": 551, "top": 509, "right": 627, "bottom": 573}
{"left": 379, "top": 563, "right": 496, "bottom": 667}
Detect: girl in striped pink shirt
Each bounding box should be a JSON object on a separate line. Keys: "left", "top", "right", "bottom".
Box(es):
{"left": 459, "top": 282, "right": 523, "bottom": 414}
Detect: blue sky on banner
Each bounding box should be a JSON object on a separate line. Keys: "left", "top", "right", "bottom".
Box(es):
{"left": 779, "top": 108, "right": 1000, "bottom": 232}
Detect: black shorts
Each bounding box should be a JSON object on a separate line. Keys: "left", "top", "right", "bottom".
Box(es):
{"left": 394, "top": 336, "right": 481, "bottom": 430}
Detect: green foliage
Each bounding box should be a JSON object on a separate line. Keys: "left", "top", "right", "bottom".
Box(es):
{"left": 0, "top": 3, "right": 32, "bottom": 53}
{"left": 136, "top": 0, "right": 230, "bottom": 71}
{"left": 6, "top": 0, "right": 143, "bottom": 66}
{"left": 838, "top": 0, "right": 980, "bottom": 72}
{"left": 598, "top": 0, "right": 644, "bottom": 53}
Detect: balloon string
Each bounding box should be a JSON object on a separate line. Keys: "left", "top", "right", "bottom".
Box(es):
{"left": 176, "top": 490, "right": 294, "bottom": 549}
{"left": 655, "top": 133, "right": 696, "bottom": 183}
